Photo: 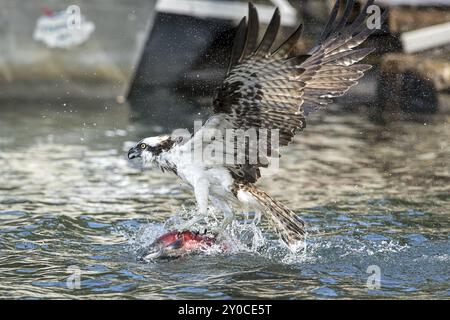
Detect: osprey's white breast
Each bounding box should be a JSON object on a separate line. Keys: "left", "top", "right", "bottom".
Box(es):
{"left": 164, "top": 143, "right": 234, "bottom": 197}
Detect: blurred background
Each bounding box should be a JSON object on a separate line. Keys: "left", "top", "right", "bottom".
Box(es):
{"left": 1, "top": 0, "right": 449, "bottom": 121}
{"left": 0, "top": 0, "right": 449, "bottom": 299}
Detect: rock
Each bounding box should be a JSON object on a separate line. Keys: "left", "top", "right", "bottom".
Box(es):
{"left": 376, "top": 52, "right": 450, "bottom": 115}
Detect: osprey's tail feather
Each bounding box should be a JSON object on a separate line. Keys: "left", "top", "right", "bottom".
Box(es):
{"left": 234, "top": 183, "right": 305, "bottom": 245}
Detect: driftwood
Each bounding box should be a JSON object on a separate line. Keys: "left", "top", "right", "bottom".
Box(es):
{"left": 401, "top": 22, "right": 450, "bottom": 53}
{"left": 388, "top": 7, "right": 450, "bottom": 33}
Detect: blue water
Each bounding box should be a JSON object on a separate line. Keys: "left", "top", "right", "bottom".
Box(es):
{"left": 0, "top": 102, "right": 449, "bottom": 299}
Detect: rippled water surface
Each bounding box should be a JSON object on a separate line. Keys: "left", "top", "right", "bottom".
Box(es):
{"left": 0, "top": 100, "right": 449, "bottom": 299}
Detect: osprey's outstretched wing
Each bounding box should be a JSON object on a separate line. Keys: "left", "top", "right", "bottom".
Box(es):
{"left": 211, "top": 0, "right": 385, "bottom": 183}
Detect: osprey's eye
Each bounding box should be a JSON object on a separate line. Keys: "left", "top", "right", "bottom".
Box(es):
{"left": 140, "top": 143, "right": 147, "bottom": 150}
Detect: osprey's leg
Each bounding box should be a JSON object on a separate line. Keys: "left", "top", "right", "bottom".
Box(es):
{"left": 210, "top": 197, "right": 235, "bottom": 229}
{"left": 235, "top": 186, "right": 262, "bottom": 224}
{"left": 177, "top": 178, "right": 209, "bottom": 230}
{"left": 194, "top": 177, "right": 209, "bottom": 216}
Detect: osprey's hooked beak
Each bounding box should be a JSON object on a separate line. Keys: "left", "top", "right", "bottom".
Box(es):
{"left": 127, "top": 146, "right": 141, "bottom": 160}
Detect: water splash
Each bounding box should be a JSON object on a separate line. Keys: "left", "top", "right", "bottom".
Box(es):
{"left": 119, "top": 206, "right": 310, "bottom": 263}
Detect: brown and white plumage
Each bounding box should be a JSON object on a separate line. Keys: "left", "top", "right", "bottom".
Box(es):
{"left": 129, "top": 0, "right": 384, "bottom": 246}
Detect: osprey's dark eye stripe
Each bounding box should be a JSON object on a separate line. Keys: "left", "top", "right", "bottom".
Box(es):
{"left": 140, "top": 143, "right": 147, "bottom": 149}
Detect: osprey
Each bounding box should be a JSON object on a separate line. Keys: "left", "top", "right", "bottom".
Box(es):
{"left": 128, "top": 0, "right": 384, "bottom": 245}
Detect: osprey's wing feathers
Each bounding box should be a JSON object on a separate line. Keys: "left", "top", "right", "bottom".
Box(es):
{"left": 211, "top": 0, "right": 381, "bottom": 183}
{"left": 297, "top": 0, "right": 387, "bottom": 114}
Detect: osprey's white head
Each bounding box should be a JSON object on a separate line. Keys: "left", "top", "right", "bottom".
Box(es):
{"left": 127, "top": 135, "right": 175, "bottom": 165}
